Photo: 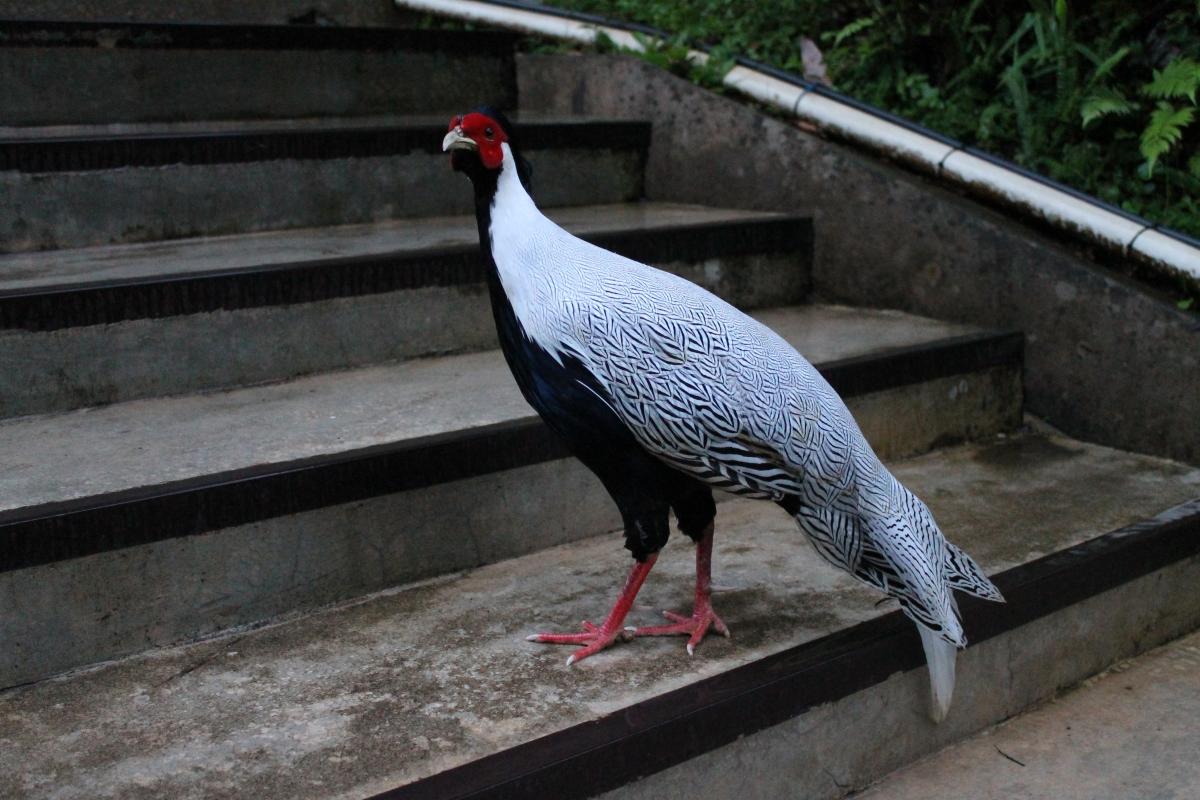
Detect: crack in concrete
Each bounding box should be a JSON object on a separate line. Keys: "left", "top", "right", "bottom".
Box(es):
{"left": 154, "top": 636, "right": 245, "bottom": 688}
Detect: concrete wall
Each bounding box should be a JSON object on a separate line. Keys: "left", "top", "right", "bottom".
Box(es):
{"left": 518, "top": 53, "right": 1200, "bottom": 466}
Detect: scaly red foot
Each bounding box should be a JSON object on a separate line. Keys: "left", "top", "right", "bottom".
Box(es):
{"left": 626, "top": 599, "right": 730, "bottom": 655}
{"left": 526, "top": 620, "right": 634, "bottom": 665}
{"left": 525, "top": 556, "right": 657, "bottom": 666}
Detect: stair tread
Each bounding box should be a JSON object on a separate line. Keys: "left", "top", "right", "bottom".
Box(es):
{"left": 0, "top": 114, "right": 649, "bottom": 178}
{"left": 0, "top": 201, "right": 788, "bottom": 293}
{"left": 0, "top": 17, "right": 514, "bottom": 43}
{"left": 0, "top": 112, "right": 634, "bottom": 143}
{"left": 0, "top": 305, "right": 984, "bottom": 515}
{"left": 2, "top": 431, "right": 1196, "bottom": 799}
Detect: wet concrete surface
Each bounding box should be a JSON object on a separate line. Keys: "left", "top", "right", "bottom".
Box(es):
{"left": 859, "top": 629, "right": 1200, "bottom": 800}
{"left": 1, "top": 431, "right": 1197, "bottom": 799}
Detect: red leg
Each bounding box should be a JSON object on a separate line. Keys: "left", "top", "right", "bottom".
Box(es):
{"left": 628, "top": 524, "right": 729, "bottom": 655}
{"left": 526, "top": 554, "right": 657, "bottom": 665}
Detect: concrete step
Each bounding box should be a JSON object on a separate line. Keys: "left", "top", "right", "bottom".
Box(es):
{"left": 0, "top": 304, "right": 1023, "bottom": 686}
{"left": 0, "top": 202, "right": 811, "bottom": 417}
{"left": 858, "top": 628, "right": 1200, "bottom": 800}
{"left": 0, "top": 1, "right": 419, "bottom": 27}
{"left": 0, "top": 115, "right": 649, "bottom": 252}
{"left": 0, "top": 19, "right": 514, "bottom": 126}
{"left": 1, "top": 430, "right": 1197, "bottom": 800}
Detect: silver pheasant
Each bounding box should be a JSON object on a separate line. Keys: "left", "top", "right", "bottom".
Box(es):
{"left": 445, "top": 108, "right": 1004, "bottom": 721}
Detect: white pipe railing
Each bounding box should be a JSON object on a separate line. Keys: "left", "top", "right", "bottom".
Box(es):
{"left": 398, "top": 0, "right": 1200, "bottom": 289}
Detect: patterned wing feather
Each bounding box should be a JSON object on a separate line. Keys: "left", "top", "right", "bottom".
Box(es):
{"left": 554, "top": 254, "right": 862, "bottom": 509}
{"left": 495, "top": 215, "right": 1001, "bottom": 648}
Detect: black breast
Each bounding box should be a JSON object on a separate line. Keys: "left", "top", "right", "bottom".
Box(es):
{"left": 484, "top": 260, "right": 635, "bottom": 459}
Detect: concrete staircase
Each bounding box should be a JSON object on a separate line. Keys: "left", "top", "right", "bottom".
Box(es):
{"left": 1, "top": 13, "right": 1197, "bottom": 800}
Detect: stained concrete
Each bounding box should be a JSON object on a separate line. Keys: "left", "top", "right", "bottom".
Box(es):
{"left": 1, "top": 433, "right": 1198, "bottom": 798}
{"left": 518, "top": 53, "right": 1200, "bottom": 466}
{"left": 0, "top": 202, "right": 810, "bottom": 416}
{"left": 858, "top": 630, "right": 1200, "bottom": 800}
{"left": 0, "top": 305, "right": 981, "bottom": 513}
{"left": 0, "top": 457, "right": 622, "bottom": 690}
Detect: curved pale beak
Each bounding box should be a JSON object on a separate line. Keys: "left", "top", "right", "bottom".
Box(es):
{"left": 442, "top": 127, "right": 476, "bottom": 152}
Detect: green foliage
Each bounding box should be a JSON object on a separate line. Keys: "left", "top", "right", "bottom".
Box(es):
{"left": 1141, "top": 103, "right": 1195, "bottom": 174}
{"left": 1144, "top": 57, "right": 1200, "bottom": 103}
{"left": 1087, "top": 54, "right": 1199, "bottom": 181}
{"left": 1081, "top": 87, "right": 1135, "bottom": 127}
{"left": 544, "top": 0, "right": 1200, "bottom": 240}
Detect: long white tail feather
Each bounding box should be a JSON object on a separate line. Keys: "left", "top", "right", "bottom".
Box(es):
{"left": 919, "top": 624, "right": 958, "bottom": 723}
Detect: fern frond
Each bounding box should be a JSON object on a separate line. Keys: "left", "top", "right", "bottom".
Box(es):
{"left": 1189, "top": 151, "right": 1200, "bottom": 179}
{"left": 1140, "top": 103, "right": 1195, "bottom": 175}
{"left": 1142, "top": 58, "right": 1200, "bottom": 104}
{"left": 824, "top": 16, "right": 875, "bottom": 48}
{"left": 1081, "top": 87, "right": 1135, "bottom": 126}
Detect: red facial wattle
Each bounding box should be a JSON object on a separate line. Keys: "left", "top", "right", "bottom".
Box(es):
{"left": 447, "top": 112, "right": 508, "bottom": 170}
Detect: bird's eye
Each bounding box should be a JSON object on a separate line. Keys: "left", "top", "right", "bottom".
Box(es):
{"left": 485, "top": 127, "right": 495, "bottom": 140}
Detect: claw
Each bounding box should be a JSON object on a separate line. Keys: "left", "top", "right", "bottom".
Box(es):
{"left": 529, "top": 619, "right": 633, "bottom": 665}
{"left": 524, "top": 556, "right": 657, "bottom": 665}
{"left": 628, "top": 600, "right": 729, "bottom": 656}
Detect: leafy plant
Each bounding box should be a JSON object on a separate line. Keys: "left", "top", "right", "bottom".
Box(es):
{"left": 1080, "top": 87, "right": 1135, "bottom": 127}
{"left": 1141, "top": 102, "right": 1195, "bottom": 175}
{"left": 1085, "top": 57, "right": 1200, "bottom": 171}
{"left": 544, "top": 0, "right": 1200, "bottom": 239}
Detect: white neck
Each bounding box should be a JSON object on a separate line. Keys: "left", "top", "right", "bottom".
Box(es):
{"left": 491, "top": 144, "right": 541, "bottom": 220}
{"left": 487, "top": 143, "right": 577, "bottom": 362}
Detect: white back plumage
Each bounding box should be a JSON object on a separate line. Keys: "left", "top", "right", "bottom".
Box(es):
{"left": 489, "top": 145, "right": 1003, "bottom": 720}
